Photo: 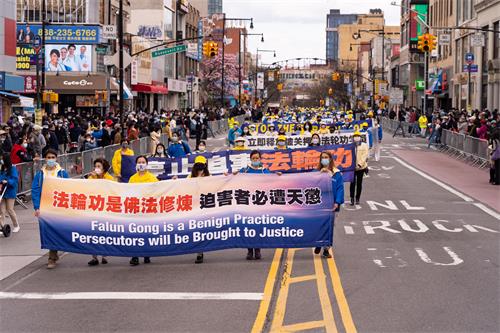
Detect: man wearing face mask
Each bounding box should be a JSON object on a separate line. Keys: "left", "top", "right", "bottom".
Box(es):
{"left": 32, "top": 149, "right": 69, "bottom": 269}
{"left": 350, "top": 131, "right": 368, "bottom": 206}
{"left": 276, "top": 135, "right": 288, "bottom": 150}
{"left": 168, "top": 132, "right": 191, "bottom": 158}
{"left": 112, "top": 139, "right": 134, "bottom": 182}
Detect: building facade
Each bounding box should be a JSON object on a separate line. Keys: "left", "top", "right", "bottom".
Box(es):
{"left": 326, "top": 10, "right": 358, "bottom": 63}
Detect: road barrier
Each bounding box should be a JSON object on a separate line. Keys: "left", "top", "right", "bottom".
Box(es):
{"left": 381, "top": 117, "right": 489, "bottom": 168}
{"left": 14, "top": 116, "right": 244, "bottom": 205}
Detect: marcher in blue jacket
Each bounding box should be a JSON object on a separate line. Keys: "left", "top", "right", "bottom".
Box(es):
{"left": 314, "top": 151, "right": 344, "bottom": 258}
{"left": 167, "top": 132, "right": 191, "bottom": 158}
{"left": 32, "top": 149, "right": 69, "bottom": 269}
{"left": 0, "top": 153, "right": 20, "bottom": 233}
{"left": 227, "top": 121, "right": 242, "bottom": 147}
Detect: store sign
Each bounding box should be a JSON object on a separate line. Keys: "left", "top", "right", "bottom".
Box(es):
{"left": 16, "top": 24, "right": 100, "bottom": 44}
{"left": 257, "top": 72, "right": 264, "bottom": 90}
{"left": 167, "top": 79, "right": 187, "bottom": 93}
{"left": 46, "top": 75, "right": 106, "bottom": 91}
{"left": 20, "top": 75, "right": 37, "bottom": 93}
{"left": 471, "top": 33, "right": 485, "bottom": 47}
{"left": 16, "top": 45, "right": 37, "bottom": 70}
{"left": 390, "top": 88, "right": 404, "bottom": 105}
{"left": 439, "top": 33, "right": 451, "bottom": 46}
{"left": 45, "top": 44, "right": 93, "bottom": 72}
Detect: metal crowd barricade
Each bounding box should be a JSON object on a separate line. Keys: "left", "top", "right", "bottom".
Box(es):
{"left": 439, "top": 129, "right": 489, "bottom": 168}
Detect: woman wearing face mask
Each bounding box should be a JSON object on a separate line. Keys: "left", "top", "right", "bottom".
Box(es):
{"left": 32, "top": 149, "right": 69, "bottom": 269}
{"left": 196, "top": 140, "right": 207, "bottom": 153}
{"left": 87, "top": 158, "right": 114, "bottom": 266}
{"left": 189, "top": 155, "right": 211, "bottom": 263}
{"left": 153, "top": 143, "right": 168, "bottom": 158}
{"left": 129, "top": 155, "right": 158, "bottom": 266}
{"left": 241, "top": 125, "right": 251, "bottom": 137}
{"left": 309, "top": 133, "right": 321, "bottom": 147}
{"left": 276, "top": 135, "right": 288, "bottom": 150}
{"left": 112, "top": 139, "right": 134, "bottom": 182}
{"left": 10, "top": 137, "right": 33, "bottom": 164}
{"left": 0, "top": 153, "right": 20, "bottom": 233}
{"left": 232, "top": 137, "right": 248, "bottom": 151}
{"left": 314, "top": 151, "right": 344, "bottom": 258}
{"left": 303, "top": 122, "right": 313, "bottom": 135}
{"left": 350, "top": 131, "right": 368, "bottom": 206}
{"left": 234, "top": 150, "right": 281, "bottom": 260}
{"left": 81, "top": 133, "right": 97, "bottom": 152}
{"left": 318, "top": 123, "right": 330, "bottom": 135}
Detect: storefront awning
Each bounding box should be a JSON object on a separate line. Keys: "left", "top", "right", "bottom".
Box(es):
{"left": 111, "top": 78, "right": 133, "bottom": 100}
{"left": 0, "top": 91, "right": 33, "bottom": 105}
{"left": 131, "top": 83, "right": 168, "bottom": 94}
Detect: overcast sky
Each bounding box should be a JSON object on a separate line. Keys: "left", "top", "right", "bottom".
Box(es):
{"left": 224, "top": 0, "right": 401, "bottom": 65}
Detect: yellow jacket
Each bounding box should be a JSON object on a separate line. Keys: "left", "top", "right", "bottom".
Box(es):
{"left": 112, "top": 148, "right": 134, "bottom": 177}
{"left": 88, "top": 172, "right": 115, "bottom": 181}
{"left": 232, "top": 146, "right": 247, "bottom": 151}
{"left": 129, "top": 171, "right": 159, "bottom": 183}
{"left": 319, "top": 128, "right": 329, "bottom": 135}
{"left": 418, "top": 116, "right": 428, "bottom": 129}
{"left": 355, "top": 143, "right": 369, "bottom": 170}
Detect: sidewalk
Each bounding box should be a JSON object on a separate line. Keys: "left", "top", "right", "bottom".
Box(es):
{"left": 384, "top": 129, "right": 499, "bottom": 213}
{"left": 0, "top": 131, "right": 230, "bottom": 282}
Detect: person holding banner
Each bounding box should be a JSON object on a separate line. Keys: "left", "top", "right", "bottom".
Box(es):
{"left": 350, "top": 132, "right": 369, "bottom": 206}
{"left": 232, "top": 137, "right": 248, "bottom": 151}
{"left": 32, "top": 149, "right": 69, "bottom": 269}
{"left": 276, "top": 136, "right": 288, "bottom": 150}
{"left": 189, "top": 156, "right": 211, "bottom": 264}
{"left": 129, "top": 156, "right": 158, "bottom": 266}
{"left": 227, "top": 122, "right": 242, "bottom": 147}
{"left": 87, "top": 158, "right": 115, "bottom": 266}
{"left": 314, "top": 151, "right": 344, "bottom": 258}
{"left": 152, "top": 143, "right": 168, "bottom": 158}
{"left": 112, "top": 139, "right": 134, "bottom": 182}
{"left": 319, "top": 124, "right": 329, "bottom": 135}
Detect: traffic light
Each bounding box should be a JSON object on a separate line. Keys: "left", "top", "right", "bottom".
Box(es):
{"left": 202, "top": 42, "right": 210, "bottom": 57}
{"left": 417, "top": 34, "right": 425, "bottom": 52}
{"left": 428, "top": 34, "right": 437, "bottom": 52}
{"left": 208, "top": 41, "right": 218, "bottom": 57}
{"left": 418, "top": 33, "right": 431, "bottom": 52}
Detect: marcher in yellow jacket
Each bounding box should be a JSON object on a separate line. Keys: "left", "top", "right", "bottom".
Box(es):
{"left": 350, "top": 131, "right": 369, "bottom": 206}
{"left": 129, "top": 155, "right": 158, "bottom": 266}
{"left": 418, "top": 114, "right": 428, "bottom": 137}
{"left": 232, "top": 137, "right": 248, "bottom": 151}
{"left": 112, "top": 139, "right": 134, "bottom": 181}
{"left": 276, "top": 135, "right": 288, "bottom": 150}
{"left": 87, "top": 157, "right": 115, "bottom": 266}
{"left": 318, "top": 123, "right": 330, "bottom": 135}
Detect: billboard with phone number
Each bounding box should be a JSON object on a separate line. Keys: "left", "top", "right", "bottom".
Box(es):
{"left": 16, "top": 24, "right": 100, "bottom": 44}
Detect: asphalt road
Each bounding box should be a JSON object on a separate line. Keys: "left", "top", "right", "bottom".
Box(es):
{"left": 0, "top": 134, "right": 498, "bottom": 333}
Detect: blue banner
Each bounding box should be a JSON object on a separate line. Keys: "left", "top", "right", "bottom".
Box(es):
{"left": 38, "top": 174, "right": 334, "bottom": 257}
{"left": 121, "top": 144, "right": 356, "bottom": 183}
{"left": 17, "top": 24, "right": 100, "bottom": 44}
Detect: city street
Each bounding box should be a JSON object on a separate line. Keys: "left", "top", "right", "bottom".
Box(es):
{"left": 1, "top": 133, "right": 498, "bottom": 333}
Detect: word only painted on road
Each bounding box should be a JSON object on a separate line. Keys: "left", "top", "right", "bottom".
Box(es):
{"left": 243, "top": 132, "right": 368, "bottom": 149}
{"left": 121, "top": 144, "right": 356, "bottom": 182}
{"left": 38, "top": 174, "right": 334, "bottom": 257}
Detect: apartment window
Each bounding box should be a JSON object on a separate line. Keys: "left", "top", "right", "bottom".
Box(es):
{"left": 455, "top": 39, "right": 461, "bottom": 71}
{"left": 449, "top": 0, "right": 453, "bottom": 16}
{"left": 17, "top": 0, "right": 88, "bottom": 23}
{"left": 457, "top": 0, "right": 461, "bottom": 24}
{"left": 482, "top": 25, "right": 489, "bottom": 74}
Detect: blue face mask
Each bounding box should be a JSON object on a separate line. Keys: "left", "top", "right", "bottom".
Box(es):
{"left": 321, "top": 158, "right": 330, "bottom": 167}
{"left": 251, "top": 160, "right": 261, "bottom": 168}
{"left": 46, "top": 159, "right": 57, "bottom": 168}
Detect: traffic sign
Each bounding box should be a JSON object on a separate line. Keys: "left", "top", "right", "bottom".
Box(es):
{"left": 102, "top": 25, "right": 117, "bottom": 39}
{"left": 465, "top": 53, "right": 474, "bottom": 64}
{"left": 471, "top": 33, "right": 485, "bottom": 47}
{"left": 389, "top": 88, "right": 404, "bottom": 105}
{"left": 463, "top": 64, "right": 478, "bottom": 73}
{"left": 152, "top": 45, "right": 187, "bottom": 58}
{"left": 104, "top": 52, "right": 132, "bottom": 68}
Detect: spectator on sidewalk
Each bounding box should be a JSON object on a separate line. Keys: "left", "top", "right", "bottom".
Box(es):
{"left": 0, "top": 153, "right": 20, "bottom": 233}
{"left": 428, "top": 118, "right": 442, "bottom": 148}
{"left": 392, "top": 109, "right": 406, "bottom": 138}
{"left": 11, "top": 137, "right": 32, "bottom": 164}
{"left": 489, "top": 128, "right": 500, "bottom": 185}
{"left": 418, "top": 113, "right": 428, "bottom": 138}
{"left": 31, "top": 149, "right": 69, "bottom": 269}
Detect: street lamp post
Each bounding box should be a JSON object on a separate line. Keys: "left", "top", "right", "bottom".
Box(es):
{"left": 220, "top": 17, "right": 253, "bottom": 108}
{"left": 255, "top": 49, "right": 276, "bottom": 106}
{"left": 239, "top": 32, "right": 264, "bottom": 106}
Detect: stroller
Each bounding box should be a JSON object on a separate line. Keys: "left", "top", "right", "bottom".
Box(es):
{"left": 0, "top": 184, "right": 10, "bottom": 237}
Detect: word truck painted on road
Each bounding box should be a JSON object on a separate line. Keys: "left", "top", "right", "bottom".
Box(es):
{"left": 38, "top": 174, "right": 334, "bottom": 257}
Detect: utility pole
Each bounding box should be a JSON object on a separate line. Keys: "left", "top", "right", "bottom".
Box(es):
{"left": 41, "top": 0, "right": 46, "bottom": 112}
{"left": 423, "top": 12, "right": 429, "bottom": 115}
{"left": 221, "top": 14, "right": 226, "bottom": 108}
{"left": 118, "top": 0, "right": 124, "bottom": 125}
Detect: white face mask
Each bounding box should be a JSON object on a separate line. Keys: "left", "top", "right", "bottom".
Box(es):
{"left": 353, "top": 137, "right": 361, "bottom": 143}
{"left": 136, "top": 163, "right": 147, "bottom": 172}
{"left": 236, "top": 141, "right": 244, "bottom": 147}
{"left": 94, "top": 167, "right": 103, "bottom": 175}
{"left": 198, "top": 145, "right": 206, "bottom": 151}
{"left": 157, "top": 148, "right": 164, "bottom": 154}
{"left": 312, "top": 138, "right": 319, "bottom": 144}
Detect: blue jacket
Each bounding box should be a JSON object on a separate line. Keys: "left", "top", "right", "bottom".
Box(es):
{"left": 168, "top": 141, "right": 191, "bottom": 158}
{"left": 0, "top": 166, "right": 19, "bottom": 199}
{"left": 332, "top": 170, "right": 344, "bottom": 210}
{"left": 228, "top": 128, "right": 242, "bottom": 143}
{"left": 32, "top": 167, "right": 69, "bottom": 210}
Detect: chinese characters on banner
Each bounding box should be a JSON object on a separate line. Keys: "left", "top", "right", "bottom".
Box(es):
{"left": 243, "top": 132, "right": 368, "bottom": 149}
{"left": 121, "top": 144, "right": 356, "bottom": 182}
{"left": 39, "top": 174, "right": 334, "bottom": 257}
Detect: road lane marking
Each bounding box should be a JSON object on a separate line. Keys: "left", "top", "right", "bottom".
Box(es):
{"left": 390, "top": 156, "right": 474, "bottom": 202}
{"left": 281, "top": 320, "right": 325, "bottom": 331}
{"left": 251, "top": 248, "right": 283, "bottom": 333}
{"left": 288, "top": 274, "right": 317, "bottom": 283}
{"left": 269, "top": 248, "right": 296, "bottom": 332}
{"left": 326, "top": 250, "right": 358, "bottom": 333}
{"left": 313, "top": 250, "right": 338, "bottom": 333}
{"left": 473, "top": 203, "right": 500, "bottom": 220}
{"left": 0, "top": 292, "right": 263, "bottom": 300}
